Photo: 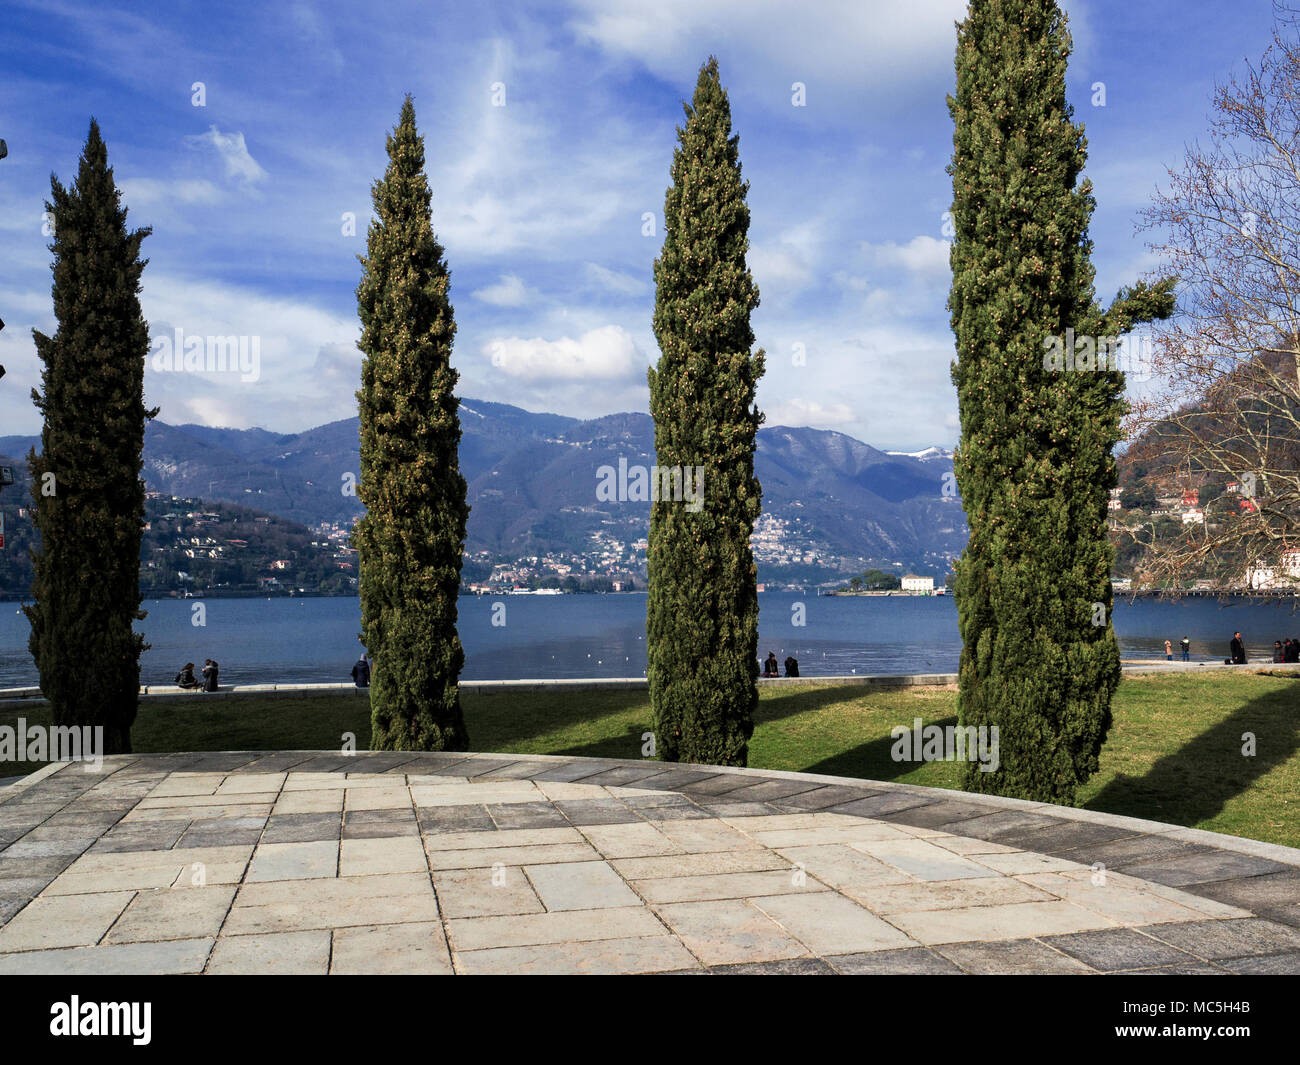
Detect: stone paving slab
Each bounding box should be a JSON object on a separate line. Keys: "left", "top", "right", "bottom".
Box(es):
{"left": 0, "top": 751, "right": 1297, "bottom": 974}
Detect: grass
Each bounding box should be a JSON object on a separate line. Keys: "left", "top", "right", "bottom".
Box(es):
{"left": 2, "top": 671, "right": 1297, "bottom": 847}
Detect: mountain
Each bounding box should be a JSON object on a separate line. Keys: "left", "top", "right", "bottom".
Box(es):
{"left": 1, "top": 399, "right": 968, "bottom": 578}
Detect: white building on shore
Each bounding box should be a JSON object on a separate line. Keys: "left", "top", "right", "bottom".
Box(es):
{"left": 901, "top": 574, "right": 934, "bottom": 594}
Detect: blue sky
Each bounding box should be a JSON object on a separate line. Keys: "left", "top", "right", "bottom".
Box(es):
{"left": 0, "top": 0, "right": 1281, "bottom": 448}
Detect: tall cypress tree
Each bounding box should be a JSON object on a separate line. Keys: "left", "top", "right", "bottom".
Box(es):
{"left": 647, "top": 58, "right": 764, "bottom": 767}
{"left": 354, "top": 97, "right": 470, "bottom": 752}
{"left": 25, "top": 119, "right": 155, "bottom": 755}
{"left": 948, "top": 0, "right": 1173, "bottom": 802}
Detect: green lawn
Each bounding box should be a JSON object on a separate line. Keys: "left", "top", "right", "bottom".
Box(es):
{"left": 3, "top": 671, "right": 1297, "bottom": 847}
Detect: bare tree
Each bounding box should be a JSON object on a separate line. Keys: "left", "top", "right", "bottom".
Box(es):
{"left": 1127, "top": 6, "right": 1300, "bottom": 593}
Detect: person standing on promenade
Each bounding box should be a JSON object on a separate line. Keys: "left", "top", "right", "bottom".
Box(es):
{"left": 1181, "top": 637, "right": 1190, "bottom": 662}
{"left": 1230, "top": 632, "right": 1247, "bottom": 665}
{"left": 1164, "top": 639, "right": 1173, "bottom": 661}
{"left": 1274, "top": 641, "right": 1285, "bottom": 663}
{"left": 352, "top": 654, "right": 371, "bottom": 688}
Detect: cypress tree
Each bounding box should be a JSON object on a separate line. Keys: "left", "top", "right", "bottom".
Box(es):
{"left": 354, "top": 97, "right": 470, "bottom": 751}
{"left": 25, "top": 119, "right": 155, "bottom": 755}
{"left": 947, "top": 0, "right": 1173, "bottom": 802}
{"left": 647, "top": 58, "right": 764, "bottom": 767}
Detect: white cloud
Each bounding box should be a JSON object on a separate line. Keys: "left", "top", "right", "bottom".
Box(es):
{"left": 763, "top": 397, "right": 856, "bottom": 428}
{"left": 175, "top": 395, "right": 256, "bottom": 429}
{"left": 482, "top": 325, "right": 645, "bottom": 381}
{"left": 428, "top": 37, "right": 665, "bottom": 260}
{"left": 567, "top": 0, "right": 966, "bottom": 106}
{"left": 472, "top": 273, "right": 536, "bottom": 307}
{"left": 118, "top": 178, "right": 225, "bottom": 207}
{"left": 184, "top": 126, "right": 268, "bottom": 185}
{"left": 749, "top": 244, "right": 813, "bottom": 292}
{"left": 584, "top": 262, "right": 648, "bottom": 297}
{"left": 862, "top": 235, "right": 951, "bottom": 277}
{"left": 140, "top": 274, "right": 357, "bottom": 430}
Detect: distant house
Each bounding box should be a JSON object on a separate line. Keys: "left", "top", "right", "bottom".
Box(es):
{"left": 1247, "top": 565, "right": 1277, "bottom": 590}
{"left": 901, "top": 574, "right": 934, "bottom": 594}
{"left": 1181, "top": 508, "right": 1205, "bottom": 525}
{"left": 1107, "top": 497, "right": 1123, "bottom": 511}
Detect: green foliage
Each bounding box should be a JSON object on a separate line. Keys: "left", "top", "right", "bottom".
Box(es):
{"left": 647, "top": 58, "right": 765, "bottom": 766}
{"left": 947, "top": 1, "right": 1173, "bottom": 803}
{"left": 862, "top": 569, "right": 902, "bottom": 590}
{"left": 354, "top": 98, "right": 469, "bottom": 752}
{"left": 23, "top": 120, "right": 155, "bottom": 755}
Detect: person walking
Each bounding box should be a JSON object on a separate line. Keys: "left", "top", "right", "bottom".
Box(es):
{"left": 1164, "top": 639, "right": 1173, "bottom": 662}
{"left": 351, "top": 653, "right": 371, "bottom": 688}
{"left": 1230, "top": 631, "right": 1247, "bottom": 665}
{"left": 1180, "top": 637, "right": 1190, "bottom": 662}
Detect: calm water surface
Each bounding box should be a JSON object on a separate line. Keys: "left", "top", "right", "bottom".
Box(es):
{"left": 1, "top": 593, "right": 1298, "bottom": 688}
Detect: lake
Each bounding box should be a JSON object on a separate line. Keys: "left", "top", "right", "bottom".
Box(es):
{"left": 2, "top": 592, "right": 1298, "bottom": 688}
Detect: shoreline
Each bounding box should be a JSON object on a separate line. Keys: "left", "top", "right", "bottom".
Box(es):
{"left": 3, "top": 660, "right": 1298, "bottom": 706}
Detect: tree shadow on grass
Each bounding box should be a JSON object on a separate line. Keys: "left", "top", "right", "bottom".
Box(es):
{"left": 798, "top": 716, "right": 961, "bottom": 783}
{"left": 1082, "top": 675, "right": 1300, "bottom": 827}
{"left": 544, "top": 685, "right": 952, "bottom": 765}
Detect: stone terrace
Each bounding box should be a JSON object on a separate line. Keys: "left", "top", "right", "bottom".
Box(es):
{"left": 1, "top": 752, "right": 1298, "bottom": 975}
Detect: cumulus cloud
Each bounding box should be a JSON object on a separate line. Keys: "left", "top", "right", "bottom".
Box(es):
{"left": 862, "top": 235, "right": 951, "bottom": 277}
{"left": 749, "top": 244, "right": 813, "bottom": 292}
{"left": 184, "top": 126, "right": 268, "bottom": 185}
{"left": 310, "top": 341, "right": 361, "bottom": 384}
{"left": 140, "top": 275, "right": 357, "bottom": 430}
{"left": 482, "top": 325, "right": 645, "bottom": 381}
{"left": 471, "top": 273, "right": 536, "bottom": 307}
{"left": 567, "top": 0, "right": 966, "bottom": 109}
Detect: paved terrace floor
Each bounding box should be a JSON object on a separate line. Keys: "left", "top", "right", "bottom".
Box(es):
{"left": 1, "top": 752, "right": 1298, "bottom": 975}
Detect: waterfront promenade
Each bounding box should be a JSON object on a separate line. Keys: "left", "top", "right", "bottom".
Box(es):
{"left": 3, "top": 659, "right": 1296, "bottom": 707}
{"left": 1, "top": 750, "right": 1298, "bottom": 974}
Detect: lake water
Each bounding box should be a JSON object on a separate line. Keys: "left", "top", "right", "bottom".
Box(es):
{"left": 0, "top": 590, "right": 1294, "bottom": 691}
{"left": 2, "top": 593, "right": 1299, "bottom": 688}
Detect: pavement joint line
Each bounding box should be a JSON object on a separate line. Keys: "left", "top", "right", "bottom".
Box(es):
{"left": 202, "top": 767, "right": 292, "bottom": 974}
{"left": 414, "top": 778, "right": 457, "bottom": 975}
